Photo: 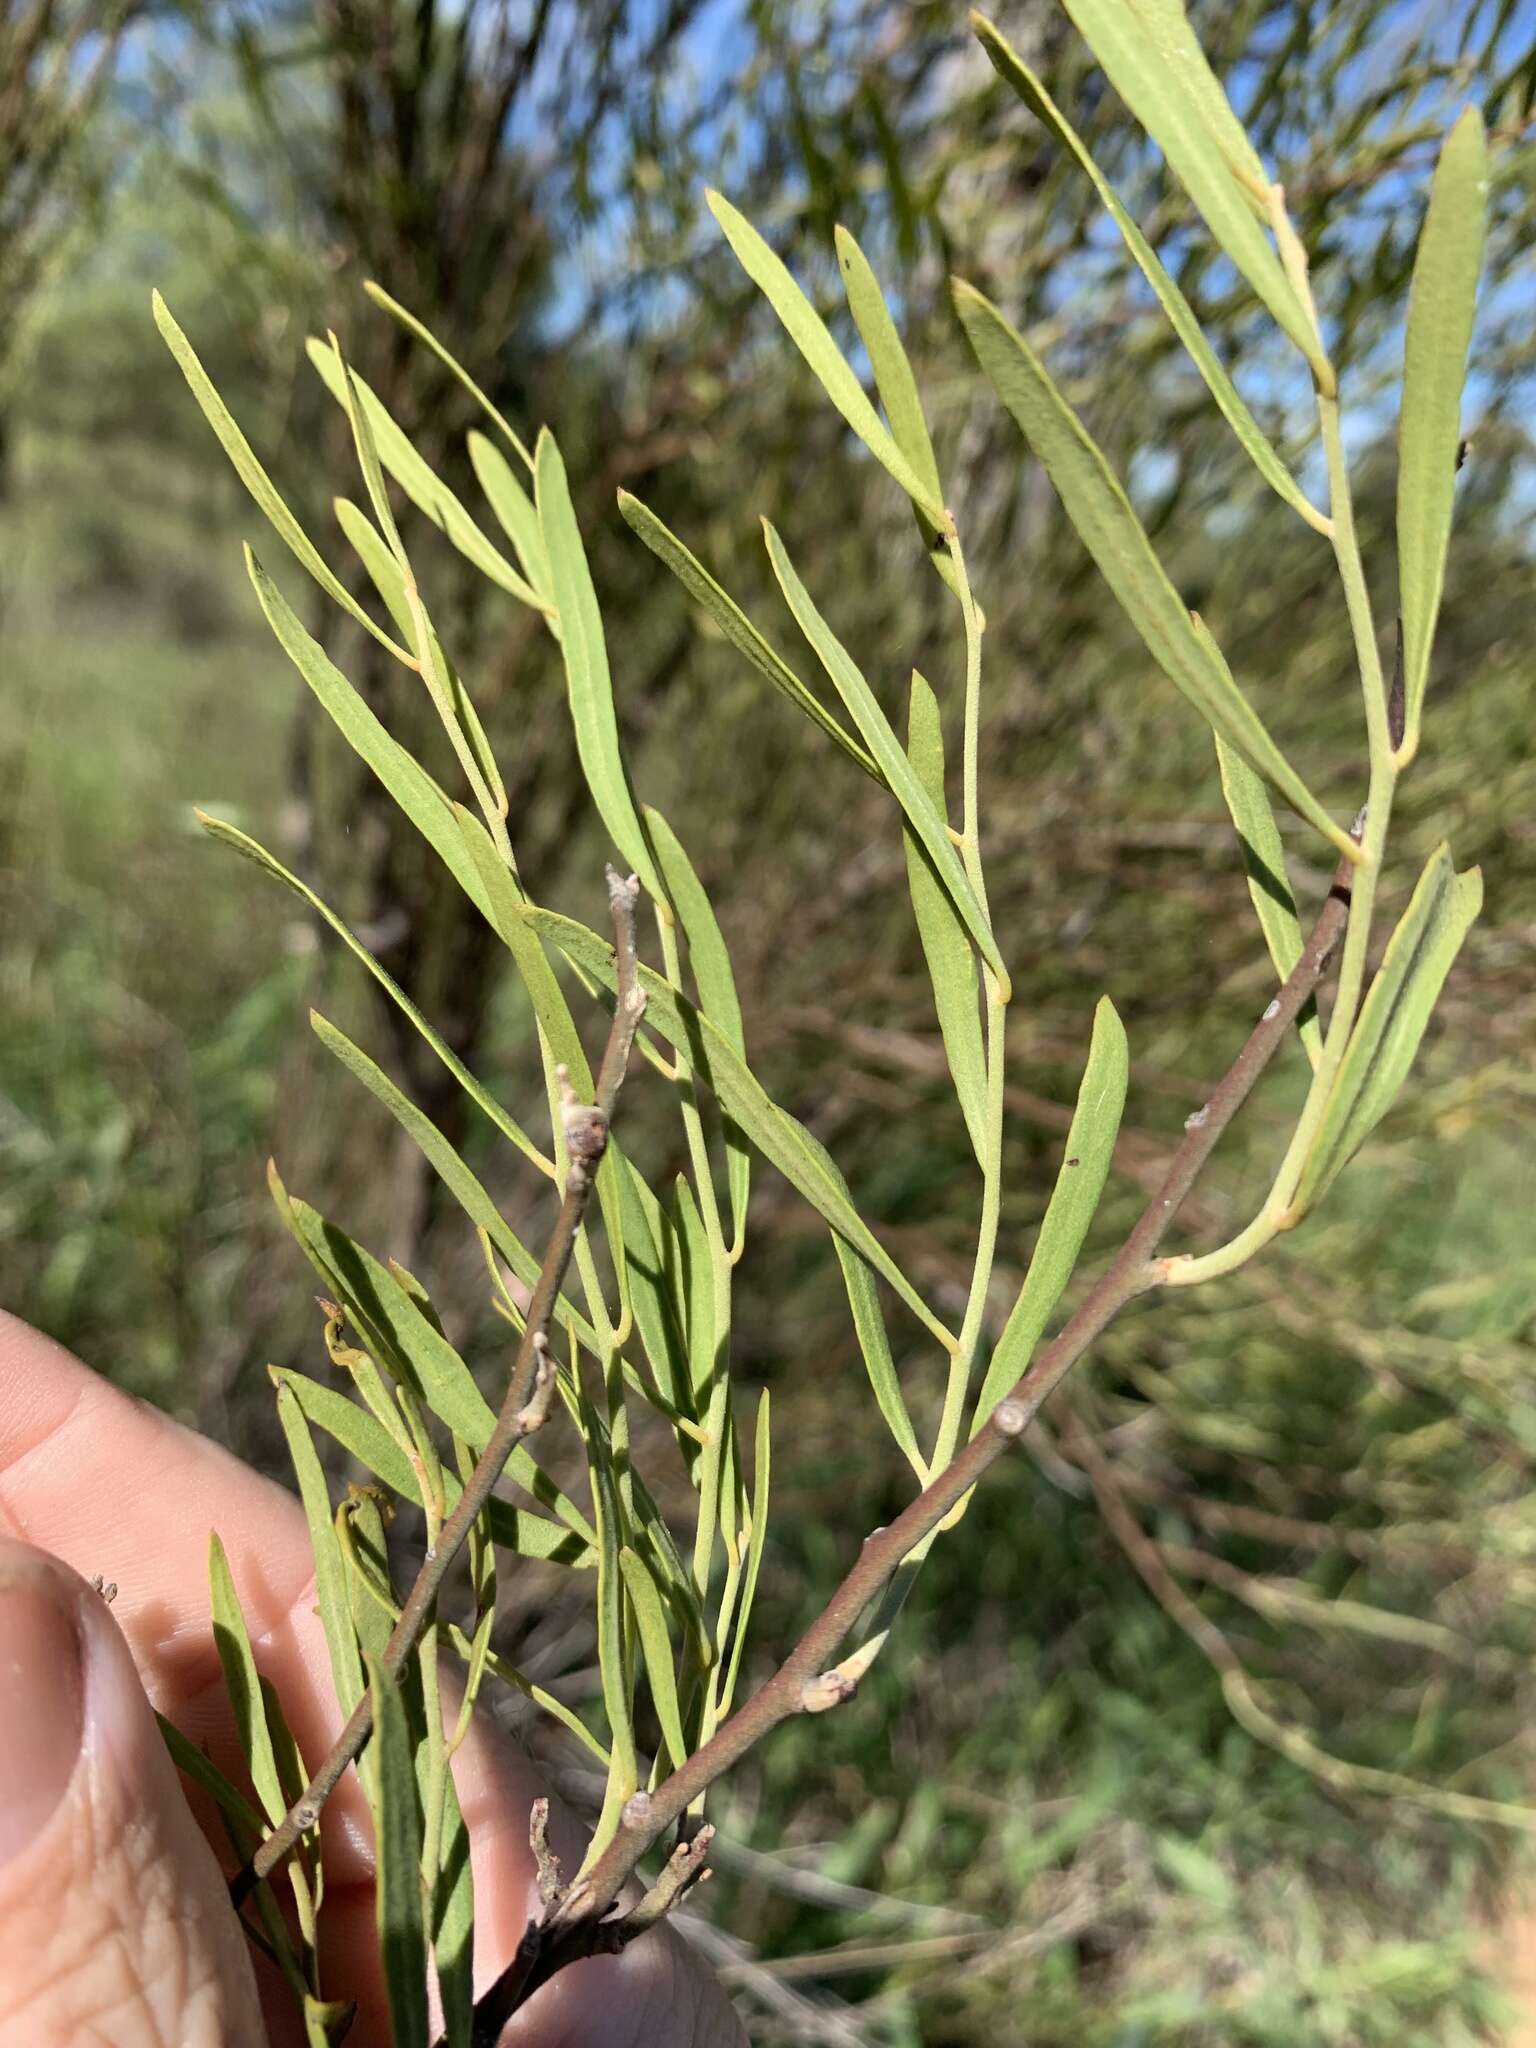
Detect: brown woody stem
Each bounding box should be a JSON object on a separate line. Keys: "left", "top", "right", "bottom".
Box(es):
{"left": 468, "top": 846, "right": 1355, "bottom": 2018}
{"left": 231, "top": 867, "right": 646, "bottom": 1909}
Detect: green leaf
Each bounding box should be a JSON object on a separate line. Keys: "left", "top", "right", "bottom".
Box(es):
{"left": 669, "top": 1172, "right": 717, "bottom": 1404}
{"left": 151, "top": 292, "right": 411, "bottom": 662}
{"left": 1046, "top": 0, "right": 1329, "bottom": 381}
{"left": 524, "top": 903, "right": 955, "bottom": 1348}
{"left": 303, "top": 1013, "right": 593, "bottom": 1356}
{"left": 1397, "top": 107, "right": 1488, "bottom": 752}
{"left": 363, "top": 278, "right": 536, "bottom": 472}
{"left": 762, "top": 521, "right": 1010, "bottom": 984}
{"left": 450, "top": 803, "right": 630, "bottom": 1322}
{"left": 616, "top": 491, "right": 878, "bottom": 776}
{"left": 833, "top": 225, "right": 951, "bottom": 578}
{"left": 971, "top": 16, "right": 1324, "bottom": 530}
{"left": 833, "top": 1237, "right": 925, "bottom": 1479}
{"left": 955, "top": 284, "right": 1359, "bottom": 865}
{"left": 367, "top": 1653, "right": 430, "bottom": 2048}
{"left": 618, "top": 1547, "right": 690, "bottom": 1772}
{"left": 706, "top": 190, "right": 945, "bottom": 521}
{"left": 468, "top": 430, "right": 552, "bottom": 602}
{"left": 535, "top": 431, "right": 661, "bottom": 894}
{"left": 581, "top": 1384, "right": 638, "bottom": 1796}
{"left": 335, "top": 495, "right": 416, "bottom": 642}
{"left": 903, "top": 673, "right": 987, "bottom": 1159}
{"left": 1214, "top": 735, "right": 1322, "bottom": 1069}
{"left": 274, "top": 1385, "right": 365, "bottom": 1722}
{"left": 971, "top": 998, "right": 1128, "bottom": 1430}
{"left": 207, "top": 1532, "right": 287, "bottom": 1826}
{"left": 643, "top": 806, "right": 752, "bottom": 1254}
{"left": 1292, "top": 848, "right": 1482, "bottom": 1212}
{"left": 157, "top": 1713, "right": 266, "bottom": 1840}
{"left": 433, "top": 1765, "right": 475, "bottom": 2048}
{"left": 272, "top": 1369, "right": 597, "bottom": 1567}
{"left": 199, "top": 808, "right": 544, "bottom": 1172}
{"left": 719, "top": 1391, "right": 771, "bottom": 1718}
{"left": 274, "top": 1195, "right": 595, "bottom": 1545}
{"left": 243, "top": 549, "right": 497, "bottom": 926}
{"left": 306, "top": 338, "right": 544, "bottom": 611}
{"left": 617, "top": 1157, "right": 694, "bottom": 1425}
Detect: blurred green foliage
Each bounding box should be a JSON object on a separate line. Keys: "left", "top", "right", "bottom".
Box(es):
{"left": 3, "top": 0, "right": 1536, "bottom": 2040}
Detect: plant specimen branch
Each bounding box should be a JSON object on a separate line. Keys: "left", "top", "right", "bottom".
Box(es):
{"left": 463, "top": 842, "right": 1358, "bottom": 2026}
{"left": 232, "top": 866, "right": 648, "bottom": 1909}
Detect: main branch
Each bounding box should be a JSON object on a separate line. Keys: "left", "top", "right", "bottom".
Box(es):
{"left": 470, "top": 844, "right": 1356, "bottom": 2025}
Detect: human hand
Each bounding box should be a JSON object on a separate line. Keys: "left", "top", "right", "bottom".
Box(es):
{"left": 0, "top": 1311, "right": 747, "bottom": 2047}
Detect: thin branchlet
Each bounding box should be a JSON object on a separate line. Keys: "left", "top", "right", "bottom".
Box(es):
{"left": 231, "top": 868, "right": 646, "bottom": 1908}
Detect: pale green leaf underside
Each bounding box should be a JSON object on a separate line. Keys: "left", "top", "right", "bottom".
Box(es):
{"left": 833, "top": 222, "right": 951, "bottom": 583}
{"left": 707, "top": 188, "right": 945, "bottom": 522}
{"left": 618, "top": 1547, "right": 690, "bottom": 1772}
{"left": 364, "top": 277, "right": 535, "bottom": 471}
{"left": 1397, "top": 107, "right": 1488, "bottom": 750}
{"left": 468, "top": 429, "right": 553, "bottom": 601}
{"left": 152, "top": 291, "right": 411, "bottom": 663}
{"left": 955, "top": 284, "right": 1358, "bottom": 866}
{"left": 1214, "top": 735, "right": 1322, "bottom": 1070}
{"left": 1293, "top": 848, "right": 1482, "bottom": 1211}
{"left": 616, "top": 491, "right": 879, "bottom": 778}
{"left": 971, "top": 996, "right": 1128, "bottom": 1430}
{"left": 1051, "top": 0, "right": 1328, "bottom": 380}
{"left": 972, "top": 15, "right": 1323, "bottom": 530}
{"left": 306, "top": 338, "right": 545, "bottom": 611}
{"left": 208, "top": 1531, "right": 288, "bottom": 1827}
{"left": 274, "top": 1386, "right": 365, "bottom": 1721}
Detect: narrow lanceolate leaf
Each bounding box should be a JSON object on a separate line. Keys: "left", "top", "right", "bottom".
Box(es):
{"left": 616, "top": 492, "right": 878, "bottom": 778}
{"left": 245, "top": 550, "right": 496, "bottom": 925}
{"left": 956, "top": 285, "right": 1359, "bottom": 865}
{"left": 971, "top": 16, "right": 1324, "bottom": 531}
{"left": 618, "top": 1548, "right": 690, "bottom": 1772}
{"left": 275, "top": 1386, "right": 365, "bottom": 1721}
{"left": 275, "top": 1196, "right": 595, "bottom": 1544}
{"left": 669, "top": 1173, "right": 717, "bottom": 1403}
{"left": 707, "top": 190, "right": 945, "bottom": 522}
{"left": 536, "top": 431, "right": 661, "bottom": 894}
{"left": 833, "top": 225, "right": 951, "bottom": 577}
{"left": 305, "top": 339, "right": 545, "bottom": 611}
{"left": 363, "top": 279, "right": 535, "bottom": 471}
{"left": 433, "top": 1767, "right": 475, "bottom": 2048}
{"left": 468, "top": 430, "right": 552, "bottom": 601}
{"left": 207, "top": 1533, "right": 287, "bottom": 1825}
{"left": 304, "top": 1013, "right": 596, "bottom": 1355}
{"left": 833, "top": 1237, "right": 925, "bottom": 1479}
{"left": 1397, "top": 108, "right": 1488, "bottom": 753}
{"left": 335, "top": 495, "right": 416, "bottom": 642}
{"left": 151, "top": 293, "right": 411, "bottom": 663}
{"left": 644, "top": 805, "right": 752, "bottom": 1253}
{"left": 763, "top": 521, "right": 1010, "bottom": 982}
{"left": 1214, "top": 735, "right": 1322, "bottom": 1070}
{"left": 272, "top": 1368, "right": 596, "bottom": 1567}
{"left": 971, "top": 998, "right": 1128, "bottom": 1430}
{"left": 1292, "top": 848, "right": 1482, "bottom": 1213}
{"left": 524, "top": 903, "right": 955, "bottom": 1348}
{"left": 367, "top": 1654, "right": 430, "bottom": 2048}
{"left": 197, "top": 808, "right": 543, "bottom": 1172}
{"left": 719, "top": 1391, "right": 771, "bottom": 1717}
{"left": 1046, "top": 0, "right": 1329, "bottom": 382}
{"left": 904, "top": 673, "right": 987, "bottom": 1160}
{"left": 618, "top": 1157, "right": 694, "bottom": 1425}
{"left": 581, "top": 1385, "right": 638, "bottom": 1796}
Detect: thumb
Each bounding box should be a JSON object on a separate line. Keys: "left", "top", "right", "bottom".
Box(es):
{"left": 0, "top": 1537, "right": 264, "bottom": 2048}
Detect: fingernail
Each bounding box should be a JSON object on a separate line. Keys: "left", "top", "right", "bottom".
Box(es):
{"left": 0, "top": 1552, "right": 84, "bottom": 1866}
